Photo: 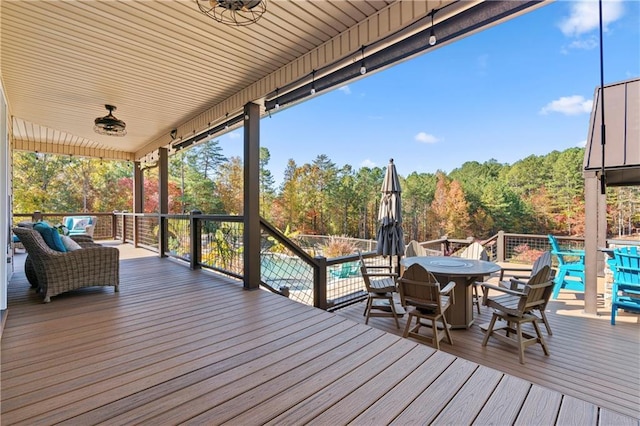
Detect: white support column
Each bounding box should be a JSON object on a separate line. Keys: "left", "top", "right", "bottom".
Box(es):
{"left": 584, "top": 171, "right": 600, "bottom": 315}
{"left": 1, "top": 90, "right": 8, "bottom": 312}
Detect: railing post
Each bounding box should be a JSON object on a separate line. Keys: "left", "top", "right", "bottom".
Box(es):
{"left": 121, "top": 214, "right": 127, "bottom": 244}
{"left": 497, "top": 230, "right": 505, "bottom": 262}
{"left": 111, "top": 212, "right": 117, "bottom": 240}
{"left": 190, "top": 210, "right": 202, "bottom": 270}
{"left": 159, "top": 214, "right": 167, "bottom": 258}
{"left": 314, "top": 255, "right": 328, "bottom": 310}
{"left": 32, "top": 211, "right": 42, "bottom": 222}
{"left": 132, "top": 213, "right": 139, "bottom": 247}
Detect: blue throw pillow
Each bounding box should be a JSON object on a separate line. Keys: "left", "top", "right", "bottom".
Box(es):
{"left": 33, "top": 222, "right": 67, "bottom": 252}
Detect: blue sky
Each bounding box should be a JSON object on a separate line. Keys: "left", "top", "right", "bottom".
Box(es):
{"left": 218, "top": 0, "right": 640, "bottom": 185}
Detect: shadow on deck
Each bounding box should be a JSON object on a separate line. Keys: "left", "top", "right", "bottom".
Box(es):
{"left": 2, "top": 243, "right": 639, "bottom": 424}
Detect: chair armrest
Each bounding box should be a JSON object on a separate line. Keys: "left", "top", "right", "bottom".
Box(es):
{"left": 365, "top": 265, "right": 394, "bottom": 271}
{"left": 499, "top": 266, "right": 532, "bottom": 281}
{"left": 480, "top": 282, "right": 526, "bottom": 297}
{"left": 440, "top": 281, "right": 455, "bottom": 294}
{"left": 440, "top": 281, "right": 455, "bottom": 304}
{"left": 508, "top": 277, "right": 529, "bottom": 290}
{"left": 616, "top": 265, "right": 640, "bottom": 273}
{"left": 554, "top": 249, "right": 585, "bottom": 258}
{"left": 70, "top": 235, "right": 95, "bottom": 243}
{"left": 363, "top": 272, "right": 398, "bottom": 279}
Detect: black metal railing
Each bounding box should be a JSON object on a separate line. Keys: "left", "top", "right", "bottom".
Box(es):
{"left": 18, "top": 210, "right": 621, "bottom": 311}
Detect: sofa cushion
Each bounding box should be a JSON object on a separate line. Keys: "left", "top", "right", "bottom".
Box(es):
{"left": 61, "top": 235, "right": 82, "bottom": 251}
{"left": 68, "top": 217, "right": 88, "bottom": 231}
{"left": 33, "top": 222, "right": 67, "bottom": 252}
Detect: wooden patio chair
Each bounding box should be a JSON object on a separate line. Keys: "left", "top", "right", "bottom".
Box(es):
{"left": 548, "top": 234, "right": 585, "bottom": 299}
{"left": 611, "top": 246, "right": 640, "bottom": 325}
{"left": 499, "top": 251, "right": 552, "bottom": 283}
{"left": 455, "top": 241, "right": 488, "bottom": 314}
{"left": 13, "top": 227, "right": 119, "bottom": 303}
{"left": 405, "top": 240, "right": 426, "bottom": 257}
{"left": 480, "top": 265, "right": 553, "bottom": 364}
{"left": 397, "top": 263, "right": 455, "bottom": 350}
{"left": 358, "top": 252, "right": 401, "bottom": 328}
{"left": 497, "top": 251, "right": 555, "bottom": 335}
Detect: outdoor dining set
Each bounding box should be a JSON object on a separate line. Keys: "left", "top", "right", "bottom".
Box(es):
{"left": 359, "top": 237, "right": 640, "bottom": 364}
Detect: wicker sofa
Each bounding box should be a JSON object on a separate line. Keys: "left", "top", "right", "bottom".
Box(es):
{"left": 13, "top": 227, "right": 120, "bottom": 303}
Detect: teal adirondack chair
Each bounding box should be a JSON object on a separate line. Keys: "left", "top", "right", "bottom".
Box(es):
{"left": 548, "top": 235, "right": 585, "bottom": 299}
{"left": 330, "top": 261, "right": 360, "bottom": 279}
{"left": 611, "top": 246, "right": 640, "bottom": 325}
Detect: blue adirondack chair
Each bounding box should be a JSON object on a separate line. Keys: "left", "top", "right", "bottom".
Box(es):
{"left": 330, "top": 261, "right": 360, "bottom": 279}
{"left": 548, "top": 235, "right": 585, "bottom": 299}
{"left": 611, "top": 246, "right": 640, "bottom": 325}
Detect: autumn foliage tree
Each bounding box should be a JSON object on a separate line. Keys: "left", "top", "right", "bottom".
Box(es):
{"left": 12, "top": 146, "right": 638, "bottom": 241}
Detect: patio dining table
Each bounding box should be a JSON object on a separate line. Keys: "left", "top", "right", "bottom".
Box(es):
{"left": 401, "top": 256, "right": 501, "bottom": 329}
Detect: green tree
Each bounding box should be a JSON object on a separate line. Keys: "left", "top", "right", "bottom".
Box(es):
{"left": 260, "top": 147, "right": 276, "bottom": 218}
{"left": 402, "top": 172, "right": 436, "bottom": 241}
{"left": 216, "top": 156, "right": 244, "bottom": 214}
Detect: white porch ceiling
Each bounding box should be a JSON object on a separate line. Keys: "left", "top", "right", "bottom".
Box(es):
{"left": 1, "top": 0, "right": 547, "bottom": 161}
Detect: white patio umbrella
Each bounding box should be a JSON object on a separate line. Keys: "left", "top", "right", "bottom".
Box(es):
{"left": 376, "top": 159, "right": 405, "bottom": 261}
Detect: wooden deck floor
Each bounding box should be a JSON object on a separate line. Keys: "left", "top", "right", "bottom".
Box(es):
{"left": 2, "top": 244, "right": 639, "bottom": 425}
{"left": 335, "top": 283, "right": 640, "bottom": 421}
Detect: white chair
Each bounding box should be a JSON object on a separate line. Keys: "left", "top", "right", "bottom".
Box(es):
{"left": 63, "top": 216, "right": 97, "bottom": 237}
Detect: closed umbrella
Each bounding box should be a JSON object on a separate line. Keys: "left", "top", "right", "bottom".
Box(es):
{"left": 376, "top": 159, "right": 405, "bottom": 261}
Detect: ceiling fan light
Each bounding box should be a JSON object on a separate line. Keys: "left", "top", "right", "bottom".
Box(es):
{"left": 94, "top": 104, "right": 127, "bottom": 137}
{"left": 195, "top": 0, "right": 266, "bottom": 26}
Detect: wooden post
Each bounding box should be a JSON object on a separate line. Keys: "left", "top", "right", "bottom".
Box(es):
{"left": 158, "top": 148, "right": 168, "bottom": 258}
{"left": 497, "top": 230, "right": 505, "bottom": 262}
{"left": 243, "top": 102, "right": 261, "bottom": 290}
{"left": 121, "top": 214, "right": 127, "bottom": 244}
{"left": 111, "top": 212, "right": 117, "bottom": 241}
{"left": 314, "top": 256, "right": 328, "bottom": 310}
{"left": 133, "top": 161, "right": 143, "bottom": 247}
{"left": 190, "top": 210, "right": 202, "bottom": 270}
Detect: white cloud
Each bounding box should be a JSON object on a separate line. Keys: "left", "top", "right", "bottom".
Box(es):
{"left": 360, "top": 159, "right": 376, "bottom": 168}
{"left": 414, "top": 132, "right": 440, "bottom": 144}
{"left": 577, "top": 139, "right": 587, "bottom": 148}
{"left": 228, "top": 131, "right": 241, "bottom": 139}
{"left": 559, "top": 0, "right": 624, "bottom": 37}
{"left": 540, "top": 95, "right": 593, "bottom": 116}
{"left": 567, "top": 36, "right": 599, "bottom": 51}
{"left": 338, "top": 85, "right": 351, "bottom": 95}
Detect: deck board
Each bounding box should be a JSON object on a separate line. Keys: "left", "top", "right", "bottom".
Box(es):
{"left": 473, "top": 375, "right": 531, "bottom": 425}
{"left": 336, "top": 284, "right": 640, "bottom": 420}
{"left": 2, "top": 245, "right": 639, "bottom": 425}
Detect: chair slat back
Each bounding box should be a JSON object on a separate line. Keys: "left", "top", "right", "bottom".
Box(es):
{"left": 457, "top": 242, "right": 488, "bottom": 261}
{"left": 531, "top": 251, "right": 552, "bottom": 277}
{"left": 520, "top": 265, "right": 553, "bottom": 311}
{"left": 406, "top": 240, "right": 426, "bottom": 257}
{"left": 614, "top": 246, "right": 640, "bottom": 286}
{"left": 547, "top": 235, "right": 567, "bottom": 265}
{"left": 398, "top": 263, "right": 442, "bottom": 310}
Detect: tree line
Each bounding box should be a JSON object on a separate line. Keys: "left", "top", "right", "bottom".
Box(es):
{"left": 12, "top": 142, "right": 640, "bottom": 240}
